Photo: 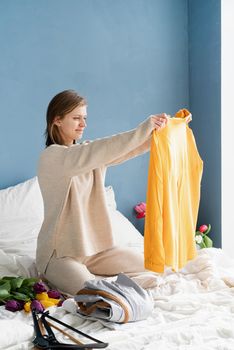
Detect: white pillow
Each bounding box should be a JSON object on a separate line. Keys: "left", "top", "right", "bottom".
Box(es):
{"left": 105, "top": 185, "right": 117, "bottom": 210}
{"left": 0, "top": 177, "right": 43, "bottom": 257}
{"left": 105, "top": 186, "right": 143, "bottom": 251}
{"left": 111, "top": 210, "right": 143, "bottom": 251}
{"left": 0, "top": 176, "right": 44, "bottom": 222}
{"left": 0, "top": 178, "right": 143, "bottom": 258}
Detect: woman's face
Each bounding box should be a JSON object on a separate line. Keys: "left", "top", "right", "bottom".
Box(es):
{"left": 54, "top": 105, "right": 87, "bottom": 146}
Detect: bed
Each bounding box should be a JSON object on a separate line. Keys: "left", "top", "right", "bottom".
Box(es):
{"left": 1, "top": 177, "right": 234, "bottom": 350}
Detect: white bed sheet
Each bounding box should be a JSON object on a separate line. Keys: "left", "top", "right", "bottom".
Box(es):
{"left": 0, "top": 248, "right": 38, "bottom": 278}
{"left": 1, "top": 247, "right": 234, "bottom": 350}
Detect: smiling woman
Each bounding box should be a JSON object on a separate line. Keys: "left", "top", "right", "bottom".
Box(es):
{"left": 45, "top": 90, "right": 88, "bottom": 147}
{"left": 36, "top": 89, "right": 168, "bottom": 295}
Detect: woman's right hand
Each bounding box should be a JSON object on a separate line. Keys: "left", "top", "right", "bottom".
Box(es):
{"left": 149, "top": 113, "right": 169, "bottom": 131}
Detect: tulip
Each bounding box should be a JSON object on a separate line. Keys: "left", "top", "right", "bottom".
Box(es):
{"left": 47, "top": 290, "right": 61, "bottom": 299}
{"left": 134, "top": 202, "right": 146, "bottom": 213}
{"left": 31, "top": 299, "right": 44, "bottom": 312}
{"left": 198, "top": 225, "right": 208, "bottom": 233}
{"left": 17, "top": 300, "right": 25, "bottom": 311}
{"left": 5, "top": 300, "right": 22, "bottom": 312}
{"left": 36, "top": 292, "right": 49, "bottom": 301}
{"left": 134, "top": 202, "right": 146, "bottom": 219}
{"left": 24, "top": 301, "right": 31, "bottom": 313}
{"left": 40, "top": 299, "right": 57, "bottom": 309}
{"left": 48, "top": 297, "right": 60, "bottom": 305}
{"left": 33, "top": 281, "right": 47, "bottom": 294}
{"left": 136, "top": 212, "right": 145, "bottom": 219}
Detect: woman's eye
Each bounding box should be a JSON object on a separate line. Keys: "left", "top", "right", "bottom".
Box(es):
{"left": 73, "top": 117, "right": 87, "bottom": 122}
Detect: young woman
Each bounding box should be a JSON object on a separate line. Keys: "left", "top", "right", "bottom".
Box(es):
{"left": 36, "top": 89, "right": 168, "bottom": 295}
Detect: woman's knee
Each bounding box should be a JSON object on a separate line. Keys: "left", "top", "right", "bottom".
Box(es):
{"left": 44, "top": 255, "right": 95, "bottom": 295}
{"left": 85, "top": 246, "right": 145, "bottom": 275}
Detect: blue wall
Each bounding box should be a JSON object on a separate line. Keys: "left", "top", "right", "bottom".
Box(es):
{"left": 188, "top": 0, "right": 221, "bottom": 247}
{"left": 0, "top": 0, "right": 221, "bottom": 243}
{"left": 0, "top": 0, "right": 189, "bottom": 233}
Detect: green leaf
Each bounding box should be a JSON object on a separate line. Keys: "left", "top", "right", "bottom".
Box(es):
{"left": 0, "top": 281, "right": 11, "bottom": 299}
{"left": 10, "top": 277, "right": 24, "bottom": 290}
{"left": 18, "top": 286, "right": 35, "bottom": 299}
{"left": 203, "top": 235, "right": 213, "bottom": 248}
{"left": 0, "top": 279, "right": 12, "bottom": 286}
{"left": 11, "top": 291, "right": 30, "bottom": 301}
{"left": 0, "top": 277, "right": 38, "bottom": 302}
{"left": 18, "top": 286, "right": 31, "bottom": 293}
{"left": 0, "top": 289, "right": 11, "bottom": 299}
{"left": 22, "top": 278, "right": 38, "bottom": 287}
{"left": 27, "top": 292, "right": 35, "bottom": 299}
{"left": 199, "top": 240, "right": 207, "bottom": 249}
{"left": 1, "top": 276, "right": 18, "bottom": 280}
{"left": 205, "top": 224, "right": 211, "bottom": 235}
{"left": 0, "top": 281, "right": 11, "bottom": 292}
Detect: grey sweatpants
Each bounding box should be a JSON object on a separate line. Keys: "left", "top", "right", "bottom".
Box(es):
{"left": 44, "top": 246, "right": 147, "bottom": 295}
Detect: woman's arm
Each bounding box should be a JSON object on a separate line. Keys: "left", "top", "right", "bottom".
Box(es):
{"left": 106, "top": 138, "right": 151, "bottom": 167}
{"left": 105, "top": 113, "right": 168, "bottom": 166}
{"left": 39, "top": 115, "right": 167, "bottom": 177}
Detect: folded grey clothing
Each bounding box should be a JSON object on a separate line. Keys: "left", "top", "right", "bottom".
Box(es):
{"left": 74, "top": 273, "right": 154, "bottom": 323}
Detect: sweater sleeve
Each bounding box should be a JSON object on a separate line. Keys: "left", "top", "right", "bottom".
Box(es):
{"left": 40, "top": 117, "right": 154, "bottom": 177}
{"left": 106, "top": 138, "right": 151, "bottom": 167}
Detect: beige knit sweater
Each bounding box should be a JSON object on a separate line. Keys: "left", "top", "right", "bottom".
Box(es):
{"left": 36, "top": 117, "right": 154, "bottom": 274}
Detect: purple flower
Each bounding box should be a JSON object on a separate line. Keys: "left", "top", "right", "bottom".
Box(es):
{"left": 33, "top": 281, "right": 47, "bottom": 294}
{"left": 47, "top": 290, "right": 61, "bottom": 299}
{"left": 17, "top": 300, "right": 25, "bottom": 311}
{"left": 31, "top": 300, "right": 44, "bottom": 312}
{"left": 5, "top": 300, "right": 22, "bottom": 312}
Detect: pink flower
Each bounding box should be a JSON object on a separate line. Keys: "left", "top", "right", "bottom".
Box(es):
{"left": 134, "top": 202, "right": 146, "bottom": 219}
{"left": 198, "top": 225, "right": 208, "bottom": 233}
{"left": 136, "top": 212, "right": 145, "bottom": 219}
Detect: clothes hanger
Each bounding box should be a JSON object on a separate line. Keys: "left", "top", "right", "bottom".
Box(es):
{"left": 32, "top": 309, "right": 109, "bottom": 349}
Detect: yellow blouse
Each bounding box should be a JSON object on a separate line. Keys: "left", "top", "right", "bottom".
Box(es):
{"left": 144, "top": 118, "right": 203, "bottom": 272}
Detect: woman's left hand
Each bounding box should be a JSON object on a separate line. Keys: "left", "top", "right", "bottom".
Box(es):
{"left": 150, "top": 113, "right": 169, "bottom": 131}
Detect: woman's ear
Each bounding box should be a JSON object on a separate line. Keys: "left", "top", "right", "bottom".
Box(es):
{"left": 53, "top": 116, "right": 62, "bottom": 127}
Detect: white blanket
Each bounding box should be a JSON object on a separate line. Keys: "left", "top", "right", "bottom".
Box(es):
{"left": 0, "top": 249, "right": 38, "bottom": 278}
{"left": 1, "top": 248, "right": 234, "bottom": 349}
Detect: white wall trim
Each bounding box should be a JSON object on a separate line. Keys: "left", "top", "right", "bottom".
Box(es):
{"left": 221, "top": 0, "right": 234, "bottom": 255}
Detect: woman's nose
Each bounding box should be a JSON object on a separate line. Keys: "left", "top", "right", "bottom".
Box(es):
{"left": 80, "top": 119, "right": 86, "bottom": 127}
